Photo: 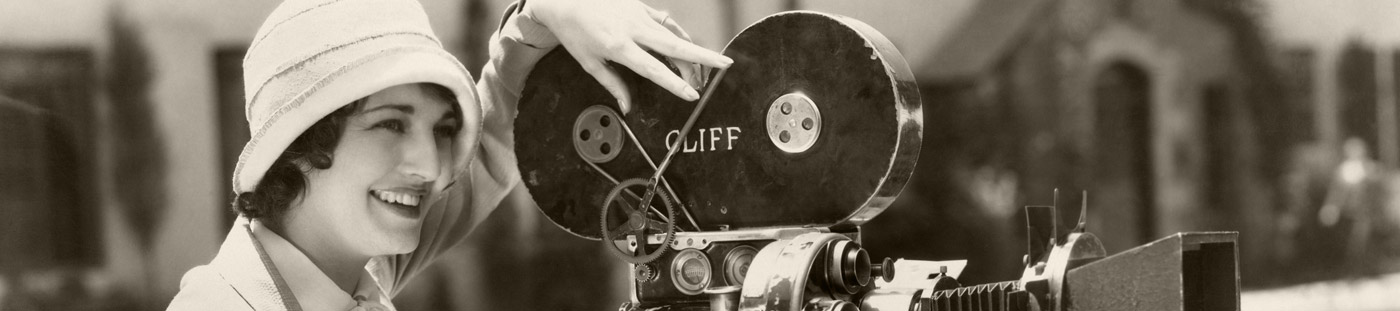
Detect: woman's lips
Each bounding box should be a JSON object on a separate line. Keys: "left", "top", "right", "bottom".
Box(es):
{"left": 370, "top": 189, "right": 423, "bottom": 218}
{"left": 372, "top": 189, "right": 422, "bottom": 206}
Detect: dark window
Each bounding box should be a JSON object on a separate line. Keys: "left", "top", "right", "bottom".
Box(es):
{"left": 1202, "top": 83, "right": 1234, "bottom": 215}
{"left": 0, "top": 48, "right": 102, "bottom": 270}
{"left": 1281, "top": 48, "right": 1316, "bottom": 141}
{"left": 1114, "top": 0, "right": 1135, "bottom": 19}
{"left": 214, "top": 47, "right": 248, "bottom": 230}
{"left": 1092, "top": 61, "right": 1155, "bottom": 251}
{"left": 1339, "top": 42, "right": 1378, "bottom": 150}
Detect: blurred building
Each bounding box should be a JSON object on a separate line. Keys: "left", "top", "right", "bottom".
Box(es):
{"left": 1257, "top": 0, "right": 1400, "bottom": 285}
{"left": 1265, "top": 0, "right": 1400, "bottom": 159}
{"left": 865, "top": 0, "right": 1300, "bottom": 286}
{"left": 864, "top": 0, "right": 1400, "bottom": 289}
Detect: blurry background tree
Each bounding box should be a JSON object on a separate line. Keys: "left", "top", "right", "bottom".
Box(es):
{"left": 105, "top": 2, "right": 167, "bottom": 309}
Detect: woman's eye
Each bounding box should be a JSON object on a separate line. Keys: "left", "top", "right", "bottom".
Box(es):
{"left": 434, "top": 125, "right": 459, "bottom": 138}
{"left": 372, "top": 119, "right": 406, "bottom": 133}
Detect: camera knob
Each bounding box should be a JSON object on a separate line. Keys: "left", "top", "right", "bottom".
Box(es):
{"left": 870, "top": 257, "right": 895, "bottom": 283}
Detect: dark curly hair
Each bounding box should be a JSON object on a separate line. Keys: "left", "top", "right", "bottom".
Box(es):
{"left": 232, "top": 83, "right": 460, "bottom": 228}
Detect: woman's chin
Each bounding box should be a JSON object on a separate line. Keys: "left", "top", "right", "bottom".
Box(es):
{"left": 373, "top": 227, "right": 423, "bottom": 255}
{"left": 364, "top": 206, "right": 425, "bottom": 253}
{"left": 385, "top": 238, "right": 421, "bottom": 255}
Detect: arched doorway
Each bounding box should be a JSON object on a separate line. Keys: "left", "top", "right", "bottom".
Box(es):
{"left": 1092, "top": 61, "right": 1155, "bottom": 252}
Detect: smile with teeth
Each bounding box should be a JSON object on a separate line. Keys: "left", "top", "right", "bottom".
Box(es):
{"left": 372, "top": 189, "right": 422, "bottom": 207}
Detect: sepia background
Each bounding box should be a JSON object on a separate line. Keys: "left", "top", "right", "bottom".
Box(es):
{"left": 2, "top": 0, "right": 1399, "bottom": 310}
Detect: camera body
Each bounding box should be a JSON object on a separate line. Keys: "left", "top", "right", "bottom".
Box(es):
{"left": 627, "top": 228, "right": 832, "bottom": 308}
{"left": 514, "top": 10, "right": 1241, "bottom": 311}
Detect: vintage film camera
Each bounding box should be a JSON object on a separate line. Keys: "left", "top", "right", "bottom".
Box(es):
{"left": 514, "top": 11, "right": 1241, "bottom": 311}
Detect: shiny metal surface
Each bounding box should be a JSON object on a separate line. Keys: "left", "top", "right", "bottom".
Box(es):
{"left": 705, "top": 286, "right": 742, "bottom": 311}
{"left": 766, "top": 93, "right": 822, "bottom": 153}
{"left": 670, "top": 248, "right": 712, "bottom": 295}
{"left": 739, "top": 233, "right": 848, "bottom": 311}
{"left": 724, "top": 245, "right": 759, "bottom": 285}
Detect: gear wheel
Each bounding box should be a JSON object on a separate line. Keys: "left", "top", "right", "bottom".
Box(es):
{"left": 634, "top": 263, "right": 659, "bottom": 282}
{"left": 601, "top": 178, "right": 677, "bottom": 264}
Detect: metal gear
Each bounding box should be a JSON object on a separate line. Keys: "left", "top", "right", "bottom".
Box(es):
{"left": 601, "top": 178, "right": 678, "bottom": 264}
{"left": 634, "top": 263, "right": 659, "bottom": 282}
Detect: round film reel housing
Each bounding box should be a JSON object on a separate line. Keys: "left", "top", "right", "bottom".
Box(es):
{"left": 515, "top": 11, "right": 922, "bottom": 239}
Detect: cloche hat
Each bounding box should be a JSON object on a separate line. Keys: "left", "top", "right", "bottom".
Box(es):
{"left": 233, "top": 0, "right": 480, "bottom": 194}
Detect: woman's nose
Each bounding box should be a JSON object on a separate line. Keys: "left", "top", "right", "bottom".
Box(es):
{"left": 400, "top": 130, "right": 442, "bottom": 182}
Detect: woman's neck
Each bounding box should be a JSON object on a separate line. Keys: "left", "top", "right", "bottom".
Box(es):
{"left": 270, "top": 217, "right": 370, "bottom": 295}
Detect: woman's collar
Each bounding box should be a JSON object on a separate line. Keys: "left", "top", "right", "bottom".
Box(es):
{"left": 210, "top": 217, "right": 391, "bottom": 311}
{"left": 208, "top": 217, "right": 299, "bottom": 311}
{"left": 249, "top": 219, "right": 361, "bottom": 311}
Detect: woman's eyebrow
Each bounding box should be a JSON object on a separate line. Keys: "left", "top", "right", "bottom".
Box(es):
{"left": 439, "top": 110, "right": 461, "bottom": 124}
{"left": 357, "top": 104, "right": 415, "bottom": 116}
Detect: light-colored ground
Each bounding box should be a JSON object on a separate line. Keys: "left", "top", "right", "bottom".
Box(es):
{"left": 1243, "top": 272, "right": 1400, "bottom": 311}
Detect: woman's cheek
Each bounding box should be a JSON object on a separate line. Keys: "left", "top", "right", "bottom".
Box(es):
{"left": 352, "top": 134, "right": 403, "bottom": 170}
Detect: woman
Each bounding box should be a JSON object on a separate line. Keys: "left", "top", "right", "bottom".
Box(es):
{"left": 167, "top": 0, "right": 730, "bottom": 309}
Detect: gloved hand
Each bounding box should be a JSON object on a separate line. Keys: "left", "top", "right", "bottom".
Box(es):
{"left": 524, "top": 0, "right": 734, "bottom": 114}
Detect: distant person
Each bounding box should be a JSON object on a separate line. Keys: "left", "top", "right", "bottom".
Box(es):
{"left": 166, "top": 0, "right": 730, "bottom": 309}
{"left": 1318, "top": 137, "right": 1386, "bottom": 268}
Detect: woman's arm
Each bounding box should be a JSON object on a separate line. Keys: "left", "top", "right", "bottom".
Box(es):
{"left": 375, "top": 3, "right": 546, "bottom": 295}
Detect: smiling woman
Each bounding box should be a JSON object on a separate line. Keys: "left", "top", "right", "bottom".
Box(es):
{"left": 232, "top": 83, "right": 462, "bottom": 294}
{"left": 167, "top": 0, "right": 729, "bottom": 309}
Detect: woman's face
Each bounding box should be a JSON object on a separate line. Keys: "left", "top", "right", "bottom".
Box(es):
{"left": 294, "top": 84, "right": 459, "bottom": 256}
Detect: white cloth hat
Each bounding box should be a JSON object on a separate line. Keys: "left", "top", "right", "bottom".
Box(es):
{"left": 233, "top": 0, "right": 480, "bottom": 193}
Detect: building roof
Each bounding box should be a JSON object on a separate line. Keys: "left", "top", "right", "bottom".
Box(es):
{"left": 919, "top": 0, "right": 1053, "bottom": 81}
